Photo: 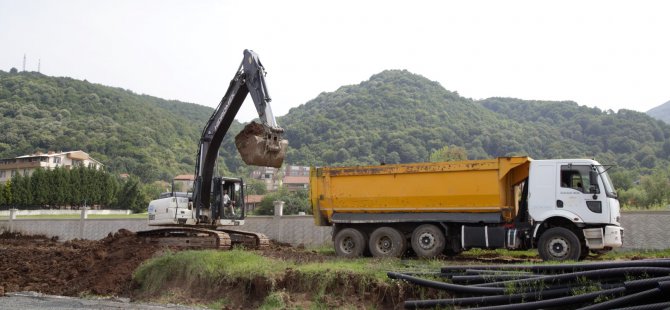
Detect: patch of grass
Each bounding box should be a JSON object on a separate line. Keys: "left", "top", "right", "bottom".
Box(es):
{"left": 205, "top": 297, "right": 230, "bottom": 309}
{"left": 134, "top": 248, "right": 290, "bottom": 294}
{"left": 600, "top": 248, "right": 670, "bottom": 260}
{"left": 306, "top": 244, "right": 336, "bottom": 255}
{"left": 259, "top": 290, "right": 289, "bottom": 309}
{"left": 460, "top": 248, "right": 539, "bottom": 259}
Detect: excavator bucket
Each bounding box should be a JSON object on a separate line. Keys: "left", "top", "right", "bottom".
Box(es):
{"left": 235, "top": 122, "right": 288, "bottom": 168}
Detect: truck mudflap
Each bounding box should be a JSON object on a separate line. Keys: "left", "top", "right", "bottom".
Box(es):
{"left": 235, "top": 122, "right": 288, "bottom": 168}
{"left": 583, "top": 225, "right": 624, "bottom": 249}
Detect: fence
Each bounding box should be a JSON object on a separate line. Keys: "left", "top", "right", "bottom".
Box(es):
{"left": 0, "top": 210, "right": 668, "bottom": 250}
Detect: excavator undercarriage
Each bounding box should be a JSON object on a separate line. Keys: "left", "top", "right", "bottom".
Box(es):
{"left": 137, "top": 227, "right": 269, "bottom": 250}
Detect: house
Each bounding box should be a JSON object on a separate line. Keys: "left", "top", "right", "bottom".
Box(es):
{"left": 0, "top": 150, "right": 103, "bottom": 183}
{"left": 172, "top": 174, "right": 195, "bottom": 192}
{"left": 283, "top": 165, "right": 310, "bottom": 192}
{"left": 283, "top": 175, "right": 310, "bottom": 192}
{"left": 249, "top": 167, "right": 281, "bottom": 191}
{"left": 248, "top": 165, "right": 311, "bottom": 192}
{"left": 244, "top": 194, "right": 264, "bottom": 213}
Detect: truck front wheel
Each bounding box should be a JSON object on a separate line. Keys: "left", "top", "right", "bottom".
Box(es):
{"left": 411, "top": 224, "right": 446, "bottom": 258}
{"left": 538, "top": 227, "right": 582, "bottom": 261}
{"left": 334, "top": 228, "right": 366, "bottom": 258}
{"left": 369, "top": 227, "right": 407, "bottom": 258}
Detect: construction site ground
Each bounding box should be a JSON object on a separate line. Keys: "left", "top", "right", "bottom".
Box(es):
{"left": 0, "top": 229, "right": 648, "bottom": 309}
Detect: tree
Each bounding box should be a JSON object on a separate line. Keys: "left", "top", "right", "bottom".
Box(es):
{"left": 245, "top": 179, "right": 267, "bottom": 195}
{"left": 255, "top": 188, "right": 309, "bottom": 215}
{"left": 116, "top": 176, "right": 146, "bottom": 213}
{"left": 3, "top": 180, "right": 13, "bottom": 207}
{"left": 30, "top": 168, "right": 49, "bottom": 207}
{"left": 429, "top": 145, "right": 468, "bottom": 162}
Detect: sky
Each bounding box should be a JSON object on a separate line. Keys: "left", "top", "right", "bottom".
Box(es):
{"left": 1, "top": 0, "right": 668, "bottom": 122}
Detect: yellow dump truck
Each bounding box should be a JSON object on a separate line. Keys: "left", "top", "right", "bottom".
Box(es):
{"left": 311, "top": 157, "right": 623, "bottom": 261}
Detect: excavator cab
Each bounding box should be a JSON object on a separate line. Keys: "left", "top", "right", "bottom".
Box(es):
{"left": 211, "top": 177, "right": 245, "bottom": 221}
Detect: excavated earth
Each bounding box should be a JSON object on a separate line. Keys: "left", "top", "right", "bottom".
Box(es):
{"left": 0, "top": 230, "right": 537, "bottom": 308}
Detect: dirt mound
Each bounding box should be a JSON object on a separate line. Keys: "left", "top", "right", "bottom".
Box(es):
{"left": 0, "top": 229, "right": 162, "bottom": 296}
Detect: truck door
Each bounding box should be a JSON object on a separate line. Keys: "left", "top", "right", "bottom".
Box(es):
{"left": 557, "top": 164, "right": 609, "bottom": 224}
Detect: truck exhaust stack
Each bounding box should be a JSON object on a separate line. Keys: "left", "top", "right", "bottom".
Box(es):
{"left": 235, "top": 122, "right": 288, "bottom": 168}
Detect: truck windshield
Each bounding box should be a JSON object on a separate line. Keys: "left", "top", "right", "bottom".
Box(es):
{"left": 597, "top": 166, "right": 617, "bottom": 198}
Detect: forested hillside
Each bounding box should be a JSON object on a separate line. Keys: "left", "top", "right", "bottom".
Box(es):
{"left": 279, "top": 70, "right": 670, "bottom": 173}
{"left": 3, "top": 68, "right": 670, "bottom": 197}
{"left": 647, "top": 100, "right": 670, "bottom": 124}
{"left": 0, "top": 70, "right": 236, "bottom": 182}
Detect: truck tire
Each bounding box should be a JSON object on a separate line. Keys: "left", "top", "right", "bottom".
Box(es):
{"left": 369, "top": 227, "right": 406, "bottom": 258}
{"left": 538, "top": 227, "right": 582, "bottom": 261}
{"left": 411, "top": 224, "right": 446, "bottom": 258}
{"left": 334, "top": 228, "right": 366, "bottom": 258}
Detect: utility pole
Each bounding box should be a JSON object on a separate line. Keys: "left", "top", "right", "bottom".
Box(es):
{"left": 22, "top": 54, "right": 26, "bottom": 71}
{"left": 38, "top": 59, "right": 41, "bottom": 73}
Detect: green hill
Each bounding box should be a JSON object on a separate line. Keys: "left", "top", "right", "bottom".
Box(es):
{"left": 0, "top": 70, "right": 229, "bottom": 181}
{"left": 3, "top": 69, "right": 669, "bottom": 185}
{"left": 278, "top": 70, "right": 670, "bottom": 172}
{"left": 647, "top": 100, "right": 670, "bottom": 124}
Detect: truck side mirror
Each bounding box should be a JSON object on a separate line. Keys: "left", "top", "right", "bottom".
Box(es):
{"left": 589, "top": 171, "right": 600, "bottom": 194}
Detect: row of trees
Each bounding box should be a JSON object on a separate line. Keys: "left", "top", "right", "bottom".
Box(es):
{"left": 0, "top": 166, "right": 149, "bottom": 213}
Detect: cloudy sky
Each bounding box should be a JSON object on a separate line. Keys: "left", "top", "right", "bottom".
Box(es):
{"left": 1, "top": 0, "right": 668, "bottom": 122}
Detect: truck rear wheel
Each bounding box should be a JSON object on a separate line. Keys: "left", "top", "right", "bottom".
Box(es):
{"left": 369, "top": 227, "right": 406, "bottom": 258}
{"left": 411, "top": 224, "right": 446, "bottom": 258}
{"left": 538, "top": 227, "right": 582, "bottom": 261}
{"left": 334, "top": 228, "right": 366, "bottom": 258}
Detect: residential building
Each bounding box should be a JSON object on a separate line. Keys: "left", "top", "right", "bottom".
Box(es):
{"left": 249, "top": 166, "right": 280, "bottom": 191}
{"left": 244, "top": 194, "right": 264, "bottom": 213}
{"left": 0, "top": 150, "right": 103, "bottom": 183}
{"left": 248, "top": 165, "right": 311, "bottom": 192}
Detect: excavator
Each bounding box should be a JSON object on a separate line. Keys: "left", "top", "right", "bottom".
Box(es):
{"left": 139, "top": 50, "right": 288, "bottom": 249}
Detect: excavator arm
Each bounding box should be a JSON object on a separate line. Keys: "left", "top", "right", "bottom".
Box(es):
{"left": 193, "top": 49, "right": 288, "bottom": 219}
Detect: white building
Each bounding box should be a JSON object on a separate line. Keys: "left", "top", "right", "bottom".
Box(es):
{"left": 0, "top": 150, "right": 103, "bottom": 183}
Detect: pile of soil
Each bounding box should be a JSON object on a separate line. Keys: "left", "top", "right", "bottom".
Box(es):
{"left": 0, "top": 229, "right": 162, "bottom": 296}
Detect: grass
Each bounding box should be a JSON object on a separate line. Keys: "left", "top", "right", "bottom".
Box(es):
{"left": 133, "top": 248, "right": 447, "bottom": 308}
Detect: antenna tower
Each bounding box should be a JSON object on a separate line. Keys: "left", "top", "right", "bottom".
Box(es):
{"left": 23, "top": 54, "right": 26, "bottom": 71}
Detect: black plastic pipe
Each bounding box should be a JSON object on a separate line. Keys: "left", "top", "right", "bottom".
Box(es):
{"left": 450, "top": 274, "right": 543, "bottom": 284}
{"left": 441, "top": 259, "right": 670, "bottom": 274}
{"left": 456, "top": 286, "right": 627, "bottom": 310}
{"left": 473, "top": 267, "right": 670, "bottom": 288}
{"left": 387, "top": 272, "right": 506, "bottom": 295}
{"left": 610, "top": 301, "right": 670, "bottom": 310}
{"left": 404, "top": 286, "right": 573, "bottom": 309}
{"left": 576, "top": 280, "right": 670, "bottom": 310}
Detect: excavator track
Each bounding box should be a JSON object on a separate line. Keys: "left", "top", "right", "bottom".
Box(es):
{"left": 220, "top": 229, "right": 270, "bottom": 249}
{"left": 137, "top": 227, "right": 232, "bottom": 250}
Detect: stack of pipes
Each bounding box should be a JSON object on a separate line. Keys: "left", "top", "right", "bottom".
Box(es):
{"left": 389, "top": 259, "right": 670, "bottom": 309}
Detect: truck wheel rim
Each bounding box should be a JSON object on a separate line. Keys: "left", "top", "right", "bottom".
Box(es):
{"left": 377, "top": 236, "right": 393, "bottom": 253}
{"left": 548, "top": 237, "right": 569, "bottom": 258}
{"left": 342, "top": 237, "right": 355, "bottom": 254}
{"left": 419, "top": 233, "right": 435, "bottom": 250}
